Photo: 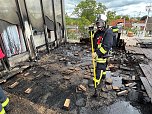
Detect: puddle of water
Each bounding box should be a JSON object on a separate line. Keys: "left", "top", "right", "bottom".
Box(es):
{"left": 64, "top": 61, "right": 72, "bottom": 66}
{"left": 128, "top": 89, "right": 140, "bottom": 102}
{"left": 67, "top": 51, "right": 74, "bottom": 56}
{"left": 80, "top": 101, "right": 141, "bottom": 114}
{"left": 101, "top": 101, "right": 141, "bottom": 114}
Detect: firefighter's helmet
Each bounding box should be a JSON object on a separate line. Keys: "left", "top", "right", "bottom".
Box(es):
{"left": 96, "top": 14, "right": 107, "bottom": 28}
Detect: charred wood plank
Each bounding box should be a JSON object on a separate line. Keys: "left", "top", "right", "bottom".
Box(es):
{"left": 9, "top": 82, "right": 19, "bottom": 89}
{"left": 63, "top": 99, "right": 70, "bottom": 110}
{"left": 139, "top": 64, "right": 152, "bottom": 87}
{"left": 24, "top": 88, "right": 32, "bottom": 94}
{"left": 140, "top": 77, "right": 152, "bottom": 103}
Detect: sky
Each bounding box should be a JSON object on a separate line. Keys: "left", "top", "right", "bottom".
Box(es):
{"left": 64, "top": 0, "right": 152, "bottom": 18}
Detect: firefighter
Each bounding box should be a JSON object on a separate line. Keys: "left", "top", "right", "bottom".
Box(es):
{"left": 117, "top": 24, "right": 122, "bottom": 47}
{"left": 0, "top": 104, "right": 5, "bottom": 114}
{"left": 92, "top": 14, "right": 113, "bottom": 86}
{"left": 111, "top": 26, "right": 119, "bottom": 47}
{"left": 0, "top": 86, "right": 9, "bottom": 114}
{"left": 0, "top": 48, "right": 9, "bottom": 114}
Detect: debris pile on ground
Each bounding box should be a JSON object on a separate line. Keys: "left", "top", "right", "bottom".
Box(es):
{"left": 1, "top": 43, "right": 152, "bottom": 114}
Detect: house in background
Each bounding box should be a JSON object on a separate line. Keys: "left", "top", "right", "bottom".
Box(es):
{"left": 110, "top": 19, "right": 132, "bottom": 28}
{"left": 110, "top": 17, "right": 152, "bottom": 36}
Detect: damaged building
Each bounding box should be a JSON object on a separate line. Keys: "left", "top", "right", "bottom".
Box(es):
{"left": 0, "top": 0, "right": 152, "bottom": 114}
{"left": 0, "top": 0, "right": 66, "bottom": 78}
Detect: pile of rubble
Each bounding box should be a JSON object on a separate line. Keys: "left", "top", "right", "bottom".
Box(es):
{"left": 1, "top": 43, "right": 152, "bottom": 114}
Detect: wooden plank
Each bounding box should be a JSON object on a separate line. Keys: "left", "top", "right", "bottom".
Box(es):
{"left": 140, "top": 77, "right": 152, "bottom": 103}
{"left": 78, "top": 85, "right": 87, "bottom": 92}
{"left": 63, "top": 76, "right": 71, "bottom": 80}
{"left": 125, "top": 37, "right": 139, "bottom": 46}
{"left": 139, "top": 64, "right": 152, "bottom": 87}
{"left": 24, "top": 88, "right": 32, "bottom": 94}
{"left": 142, "top": 48, "right": 149, "bottom": 59}
{"left": 145, "top": 64, "right": 152, "bottom": 77}
{"left": 106, "top": 85, "right": 112, "bottom": 91}
{"left": 83, "top": 75, "right": 91, "bottom": 79}
{"left": 141, "top": 48, "right": 152, "bottom": 60}
{"left": 125, "top": 46, "right": 144, "bottom": 55}
{"left": 148, "top": 62, "right": 152, "bottom": 69}
{"left": 146, "top": 49, "right": 152, "bottom": 60}
{"left": 125, "top": 82, "right": 137, "bottom": 87}
{"left": 63, "top": 99, "right": 70, "bottom": 110}
{"left": 117, "top": 90, "right": 128, "bottom": 96}
{"left": 0, "top": 65, "right": 30, "bottom": 84}
{"left": 9, "top": 82, "right": 19, "bottom": 89}
{"left": 112, "top": 86, "right": 119, "bottom": 90}
{"left": 74, "top": 61, "right": 92, "bottom": 67}
{"left": 136, "top": 47, "right": 144, "bottom": 54}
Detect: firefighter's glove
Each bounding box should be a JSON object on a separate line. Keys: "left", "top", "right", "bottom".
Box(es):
{"left": 92, "top": 52, "right": 97, "bottom": 59}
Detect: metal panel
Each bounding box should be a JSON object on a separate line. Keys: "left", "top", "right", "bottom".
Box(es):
{"left": 25, "top": 0, "right": 43, "bottom": 31}
{"left": 54, "top": 0, "right": 62, "bottom": 24}
{"left": 0, "top": 21, "right": 12, "bottom": 33}
{"left": 33, "top": 34, "right": 45, "bottom": 47}
{"left": 56, "top": 22, "right": 62, "bottom": 39}
{"left": 61, "top": 0, "right": 66, "bottom": 39}
{"left": 43, "top": 0, "right": 54, "bottom": 31}
{"left": 43, "top": 0, "right": 54, "bottom": 21}
{"left": 0, "top": 0, "right": 19, "bottom": 24}
{"left": 18, "top": 0, "right": 29, "bottom": 22}
{"left": 42, "top": 0, "right": 54, "bottom": 30}
{"left": 44, "top": 17, "right": 54, "bottom": 30}
{"left": 8, "top": 52, "right": 29, "bottom": 67}
{"left": 40, "top": 0, "right": 50, "bottom": 53}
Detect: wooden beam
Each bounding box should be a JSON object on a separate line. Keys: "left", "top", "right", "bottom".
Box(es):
{"left": 24, "top": 88, "right": 32, "bottom": 94}
{"left": 140, "top": 77, "right": 152, "bottom": 103}
{"left": 139, "top": 64, "right": 152, "bottom": 87}
{"left": 63, "top": 99, "right": 70, "bottom": 110}
{"left": 9, "top": 82, "right": 19, "bottom": 89}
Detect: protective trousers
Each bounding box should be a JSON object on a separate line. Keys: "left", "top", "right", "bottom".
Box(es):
{"left": 0, "top": 86, "right": 9, "bottom": 113}
{"left": 94, "top": 57, "right": 107, "bottom": 85}
{"left": 0, "top": 104, "right": 5, "bottom": 114}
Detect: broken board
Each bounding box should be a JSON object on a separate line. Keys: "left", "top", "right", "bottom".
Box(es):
{"left": 139, "top": 64, "right": 152, "bottom": 87}
{"left": 25, "top": 88, "right": 32, "bottom": 94}
{"left": 9, "top": 82, "right": 19, "bottom": 89}
{"left": 125, "top": 46, "right": 144, "bottom": 55}
{"left": 126, "top": 46, "right": 152, "bottom": 60}
{"left": 140, "top": 77, "right": 152, "bottom": 103}
{"left": 63, "top": 99, "right": 70, "bottom": 110}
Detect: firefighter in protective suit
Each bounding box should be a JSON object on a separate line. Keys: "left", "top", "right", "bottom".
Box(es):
{"left": 0, "top": 86, "right": 9, "bottom": 114}
{"left": 0, "top": 48, "right": 9, "bottom": 114}
{"left": 92, "top": 14, "right": 113, "bottom": 86}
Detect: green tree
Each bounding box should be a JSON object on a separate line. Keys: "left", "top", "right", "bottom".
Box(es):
{"left": 136, "top": 17, "right": 141, "bottom": 21}
{"left": 73, "top": 0, "right": 107, "bottom": 24}
{"left": 65, "top": 13, "right": 79, "bottom": 25}
{"left": 122, "top": 15, "right": 130, "bottom": 21}
{"left": 115, "top": 15, "right": 121, "bottom": 19}
{"left": 95, "top": 3, "right": 107, "bottom": 16}
{"left": 65, "top": 13, "right": 72, "bottom": 25}
{"left": 72, "top": 0, "right": 107, "bottom": 35}
{"left": 107, "top": 11, "right": 116, "bottom": 24}
{"left": 78, "top": 17, "right": 90, "bottom": 33}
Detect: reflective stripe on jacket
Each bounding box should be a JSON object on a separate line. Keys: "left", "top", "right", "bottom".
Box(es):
{"left": 2, "top": 98, "right": 9, "bottom": 108}
{"left": 112, "top": 28, "right": 119, "bottom": 33}
{"left": 96, "top": 57, "right": 107, "bottom": 63}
